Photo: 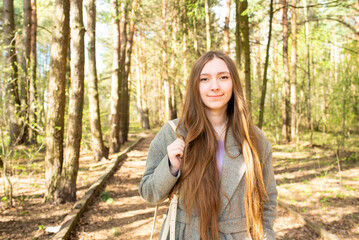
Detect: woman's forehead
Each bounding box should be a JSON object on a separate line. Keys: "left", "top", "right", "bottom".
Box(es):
{"left": 200, "top": 58, "right": 229, "bottom": 75}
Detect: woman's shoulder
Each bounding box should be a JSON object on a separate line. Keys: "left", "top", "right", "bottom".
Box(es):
{"left": 252, "top": 126, "right": 270, "bottom": 143}
{"left": 252, "top": 126, "right": 272, "bottom": 156}
{"left": 151, "top": 119, "right": 179, "bottom": 147}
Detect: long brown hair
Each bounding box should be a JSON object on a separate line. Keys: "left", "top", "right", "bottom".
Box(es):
{"left": 174, "top": 51, "right": 267, "bottom": 240}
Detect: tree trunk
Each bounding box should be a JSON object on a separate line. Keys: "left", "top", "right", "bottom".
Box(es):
{"left": 162, "top": 0, "right": 172, "bottom": 121}
{"left": 19, "top": 0, "right": 32, "bottom": 144}
{"left": 169, "top": 0, "right": 179, "bottom": 120}
{"left": 85, "top": 0, "right": 107, "bottom": 161}
{"left": 273, "top": 31, "right": 280, "bottom": 142}
{"left": 44, "top": 0, "right": 70, "bottom": 202}
{"left": 204, "top": 0, "right": 211, "bottom": 51}
{"left": 119, "top": 0, "right": 127, "bottom": 144}
{"left": 281, "top": 0, "right": 290, "bottom": 143}
{"left": 122, "top": 0, "right": 138, "bottom": 143}
{"left": 136, "top": 26, "right": 150, "bottom": 129}
{"left": 182, "top": 0, "right": 188, "bottom": 93}
{"left": 290, "top": 0, "right": 297, "bottom": 141}
{"left": 28, "top": 0, "right": 37, "bottom": 144}
{"left": 354, "top": 0, "right": 359, "bottom": 133}
{"left": 109, "top": 0, "right": 121, "bottom": 154}
{"left": 4, "top": 0, "right": 21, "bottom": 146}
{"left": 223, "top": 0, "right": 230, "bottom": 55}
{"left": 58, "top": 0, "right": 85, "bottom": 203}
{"left": 258, "top": 0, "right": 273, "bottom": 129}
{"left": 193, "top": 8, "right": 199, "bottom": 56}
{"left": 256, "top": 29, "right": 261, "bottom": 86}
{"left": 236, "top": 0, "right": 251, "bottom": 113}
{"left": 135, "top": 40, "right": 144, "bottom": 128}
{"left": 304, "top": 0, "right": 313, "bottom": 145}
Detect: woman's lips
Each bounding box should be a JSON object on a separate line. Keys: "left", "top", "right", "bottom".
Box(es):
{"left": 208, "top": 94, "right": 223, "bottom": 98}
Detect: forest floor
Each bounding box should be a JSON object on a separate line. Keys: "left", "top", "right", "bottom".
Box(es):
{"left": 0, "top": 130, "right": 358, "bottom": 240}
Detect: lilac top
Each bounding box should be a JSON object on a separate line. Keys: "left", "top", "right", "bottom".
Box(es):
{"left": 216, "top": 140, "right": 225, "bottom": 181}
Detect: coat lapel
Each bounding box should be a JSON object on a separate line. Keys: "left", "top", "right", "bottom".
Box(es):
{"left": 219, "top": 127, "right": 245, "bottom": 216}
{"left": 176, "top": 121, "right": 245, "bottom": 216}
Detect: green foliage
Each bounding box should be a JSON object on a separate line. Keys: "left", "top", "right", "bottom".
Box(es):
{"left": 112, "top": 227, "right": 120, "bottom": 237}
{"left": 336, "top": 193, "right": 343, "bottom": 198}
{"left": 100, "top": 191, "right": 114, "bottom": 204}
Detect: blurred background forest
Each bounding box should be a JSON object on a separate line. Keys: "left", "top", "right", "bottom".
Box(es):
{"left": 0, "top": 0, "right": 358, "bottom": 214}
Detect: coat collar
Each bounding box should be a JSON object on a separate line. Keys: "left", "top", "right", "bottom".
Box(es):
{"left": 174, "top": 119, "right": 245, "bottom": 216}
{"left": 219, "top": 126, "right": 245, "bottom": 215}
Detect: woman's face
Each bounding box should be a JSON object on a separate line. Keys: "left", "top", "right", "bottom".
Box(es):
{"left": 199, "top": 58, "right": 233, "bottom": 114}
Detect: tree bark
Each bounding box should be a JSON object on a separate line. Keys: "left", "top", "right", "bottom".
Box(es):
{"left": 136, "top": 26, "right": 150, "bottom": 129}
{"left": 258, "top": 0, "right": 274, "bottom": 129}
{"left": 290, "top": 0, "right": 297, "bottom": 141}
{"left": 182, "top": 0, "right": 188, "bottom": 93}
{"left": 19, "top": 0, "right": 32, "bottom": 144}
{"left": 44, "top": 0, "right": 70, "bottom": 202}
{"left": 256, "top": 29, "right": 261, "bottom": 86}
{"left": 193, "top": 7, "right": 199, "bottom": 56}
{"left": 281, "top": 0, "right": 290, "bottom": 143}
{"left": 85, "top": 0, "right": 107, "bottom": 161}
{"left": 119, "top": 0, "right": 128, "bottom": 144}
{"left": 303, "top": 0, "right": 313, "bottom": 145}
{"left": 354, "top": 0, "right": 359, "bottom": 133}
{"left": 58, "top": 0, "right": 85, "bottom": 203}
{"left": 223, "top": 0, "right": 230, "bottom": 55}
{"left": 236, "top": 0, "right": 251, "bottom": 113}
{"left": 4, "top": 0, "right": 21, "bottom": 146}
{"left": 28, "top": 0, "right": 37, "bottom": 144}
{"left": 122, "top": 0, "right": 138, "bottom": 143}
{"left": 169, "top": 0, "right": 179, "bottom": 120}
{"left": 204, "top": 0, "right": 211, "bottom": 51}
{"left": 162, "top": 0, "right": 172, "bottom": 121}
{"left": 109, "top": 0, "right": 121, "bottom": 154}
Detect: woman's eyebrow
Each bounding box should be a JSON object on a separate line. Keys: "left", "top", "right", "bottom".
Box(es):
{"left": 217, "top": 71, "right": 230, "bottom": 75}
{"left": 200, "top": 71, "right": 230, "bottom": 76}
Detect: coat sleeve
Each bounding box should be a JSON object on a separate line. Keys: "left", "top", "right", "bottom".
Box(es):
{"left": 261, "top": 138, "right": 278, "bottom": 240}
{"left": 138, "top": 122, "right": 181, "bottom": 205}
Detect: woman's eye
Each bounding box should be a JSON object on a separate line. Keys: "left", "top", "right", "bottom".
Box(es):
{"left": 200, "top": 78, "right": 208, "bottom": 82}
{"left": 220, "top": 76, "right": 229, "bottom": 80}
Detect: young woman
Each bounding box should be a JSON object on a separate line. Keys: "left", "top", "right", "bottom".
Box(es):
{"left": 139, "top": 51, "right": 277, "bottom": 240}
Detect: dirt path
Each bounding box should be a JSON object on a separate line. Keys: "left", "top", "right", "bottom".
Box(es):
{"left": 70, "top": 134, "right": 320, "bottom": 240}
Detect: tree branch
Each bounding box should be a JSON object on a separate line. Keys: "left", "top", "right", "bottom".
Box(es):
{"left": 298, "top": 17, "right": 356, "bottom": 33}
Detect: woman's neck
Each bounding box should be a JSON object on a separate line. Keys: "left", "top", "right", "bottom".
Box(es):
{"left": 205, "top": 109, "right": 227, "bottom": 140}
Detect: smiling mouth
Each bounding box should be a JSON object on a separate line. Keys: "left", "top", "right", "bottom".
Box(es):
{"left": 208, "top": 94, "right": 223, "bottom": 97}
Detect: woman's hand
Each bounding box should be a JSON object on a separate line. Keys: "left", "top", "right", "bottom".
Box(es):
{"left": 167, "top": 138, "right": 185, "bottom": 176}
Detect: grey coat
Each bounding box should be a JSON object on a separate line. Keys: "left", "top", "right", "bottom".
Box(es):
{"left": 139, "top": 119, "right": 277, "bottom": 240}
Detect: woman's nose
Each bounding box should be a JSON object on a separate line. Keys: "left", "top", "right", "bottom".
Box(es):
{"left": 210, "top": 78, "right": 219, "bottom": 90}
